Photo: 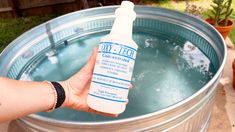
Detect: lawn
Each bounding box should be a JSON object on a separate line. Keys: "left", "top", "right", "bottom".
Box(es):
{"left": 0, "top": 15, "right": 55, "bottom": 52}
{"left": 0, "top": 0, "right": 234, "bottom": 53}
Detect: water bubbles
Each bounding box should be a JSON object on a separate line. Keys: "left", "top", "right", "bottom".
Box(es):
{"left": 177, "top": 41, "right": 211, "bottom": 74}
{"left": 156, "top": 68, "right": 166, "bottom": 74}
{"left": 46, "top": 50, "right": 58, "bottom": 64}
{"left": 144, "top": 39, "right": 150, "bottom": 48}
{"left": 154, "top": 49, "right": 159, "bottom": 58}
{"left": 136, "top": 71, "right": 146, "bottom": 81}
{"left": 155, "top": 88, "right": 160, "bottom": 92}
{"left": 208, "top": 72, "right": 214, "bottom": 79}
{"left": 47, "top": 56, "right": 58, "bottom": 64}
{"left": 174, "top": 45, "right": 183, "bottom": 52}
{"left": 22, "top": 31, "right": 216, "bottom": 122}
{"left": 144, "top": 39, "right": 158, "bottom": 48}
{"left": 176, "top": 58, "right": 186, "bottom": 71}
{"left": 165, "top": 39, "right": 169, "bottom": 43}
{"left": 198, "top": 80, "right": 206, "bottom": 85}
{"left": 131, "top": 77, "right": 136, "bottom": 82}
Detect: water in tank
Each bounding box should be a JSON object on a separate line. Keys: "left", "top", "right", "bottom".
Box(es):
{"left": 18, "top": 29, "right": 215, "bottom": 122}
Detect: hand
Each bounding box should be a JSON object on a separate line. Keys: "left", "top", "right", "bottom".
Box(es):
{"left": 60, "top": 48, "right": 127, "bottom": 117}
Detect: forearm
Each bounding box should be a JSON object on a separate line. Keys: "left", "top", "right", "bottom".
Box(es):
{"left": 0, "top": 77, "right": 54, "bottom": 122}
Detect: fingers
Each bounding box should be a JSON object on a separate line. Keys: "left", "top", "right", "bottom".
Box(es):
{"left": 87, "top": 108, "right": 118, "bottom": 117}
{"left": 129, "top": 84, "right": 133, "bottom": 89}
{"left": 70, "top": 47, "right": 98, "bottom": 87}
{"left": 126, "top": 99, "right": 129, "bottom": 105}
{"left": 126, "top": 84, "right": 133, "bottom": 104}
{"left": 81, "top": 48, "right": 98, "bottom": 73}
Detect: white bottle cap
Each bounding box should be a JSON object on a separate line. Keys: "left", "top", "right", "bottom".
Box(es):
{"left": 115, "top": 1, "right": 136, "bottom": 21}
{"left": 110, "top": 1, "right": 136, "bottom": 39}
{"left": 120, "top": 1, "right": 134, "bottom": 10}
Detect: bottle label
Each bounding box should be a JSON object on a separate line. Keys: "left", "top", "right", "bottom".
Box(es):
{"left": 89, "top": 42, "right": 137, "bottom": 103}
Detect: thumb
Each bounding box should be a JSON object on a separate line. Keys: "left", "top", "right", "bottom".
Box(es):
{"left": 81, "top": 47, "right": 98, "bottom": 73}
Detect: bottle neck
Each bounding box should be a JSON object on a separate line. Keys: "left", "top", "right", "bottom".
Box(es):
{"left": 110, "top": 16, "right": 133, "bottom": 39}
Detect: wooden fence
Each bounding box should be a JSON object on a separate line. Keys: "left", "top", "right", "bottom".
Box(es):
{"left": 0, "top": 0, "right": 128, "bottom": 18}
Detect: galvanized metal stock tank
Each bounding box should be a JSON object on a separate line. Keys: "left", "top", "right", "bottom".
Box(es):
{"left": 0, "top": 6, "right": 226, "bottom": 131}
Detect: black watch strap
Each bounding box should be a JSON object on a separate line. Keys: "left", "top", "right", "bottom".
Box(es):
{"left": 51, "top": 82, "right": 66, "bottom": 108}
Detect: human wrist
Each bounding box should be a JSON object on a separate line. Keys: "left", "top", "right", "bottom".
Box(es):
{"left": 58, "top": 81, "right": 70, "bottom": 108}
{"left": 44, "top": 81, "right": 68, "bottom": 111}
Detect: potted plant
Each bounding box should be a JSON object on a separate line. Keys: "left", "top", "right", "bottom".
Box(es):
{"left": 205, "top": 0, "right": 234, "bottom": 39}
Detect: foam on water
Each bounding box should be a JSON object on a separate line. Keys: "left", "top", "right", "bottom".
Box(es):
{"left": 19, "top": 31, "right": 216, "bottom": 122}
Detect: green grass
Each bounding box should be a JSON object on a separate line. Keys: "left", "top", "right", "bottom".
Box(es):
{"left": 0, "top": 15, "right": 55, "bottom": 52}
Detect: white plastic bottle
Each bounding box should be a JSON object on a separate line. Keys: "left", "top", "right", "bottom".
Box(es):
{"left": 87, "top": 1, "right": 138, "bottom": 114}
